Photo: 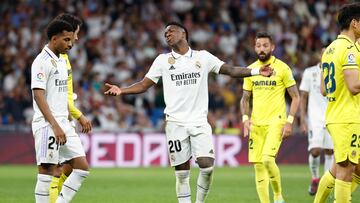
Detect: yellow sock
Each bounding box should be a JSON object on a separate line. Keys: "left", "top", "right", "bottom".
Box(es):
{"left": 334, "top": 179, "right": 351, "bottom": 203}
{"left": 49, "top": 177, "right": 59, "bottom": 203}
{"left": 262, "top": 155, "right": 283, "bottom": 201}
{"left": 254, "top": 163, "right": 270, "bottom": 203}
{"left": 58, "top": 173, "right": 68, "bottom": 193}
{"left": 313, "top": 171, "right": 335, "bottom": 203}
{"left": 351, "top": 173, "right": 360, "bottom": 193}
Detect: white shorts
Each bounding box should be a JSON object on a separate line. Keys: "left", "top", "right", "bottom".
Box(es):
{"left": 33, "top": 119, "right": 85, "bottom": 165}
{"left": 308, "top": 125, "right": 334, "bottom": 151}
{"left": 165, "top": 121, "right": 215, "bottom": 167}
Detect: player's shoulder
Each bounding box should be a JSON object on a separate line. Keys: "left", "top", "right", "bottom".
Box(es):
{"left": 32, "top": 49, "right": 51, "bottom": 66}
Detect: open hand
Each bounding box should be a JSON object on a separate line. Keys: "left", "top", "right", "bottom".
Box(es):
{"left": 78, "top": 115, "right": 92, "bottom": 133}
{"left": 259, "top": 64, "right": 273, "bottom": 77}
{"left": 104, "top": 83, "right": 122, "bottom": 96}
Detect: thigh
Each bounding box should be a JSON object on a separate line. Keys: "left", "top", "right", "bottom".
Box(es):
{"left": 165, "top": 122, "right": 191, "bottom": 167}
{"left": 327, "top": 123, "right": 360, "bottom": 164}
{"left": 189, "top": 123, "right": 215, "bottom": 160}
{"left": 33, "top": 125, "right": 60, "bottom": 165}
{"left": 248, "top": 125, "right": 266, "bottom": 163}
{"left": 263, "top": 123, "right": 283, "bottom": 157}
{"left": 59, "top": 121, "right": 86, "bottom": 163}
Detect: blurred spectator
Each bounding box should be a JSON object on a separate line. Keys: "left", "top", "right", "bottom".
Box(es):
{"left": 0, "top": 0, "right": 345, "bottom": 134}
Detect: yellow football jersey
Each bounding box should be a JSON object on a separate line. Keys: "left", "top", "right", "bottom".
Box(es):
{"left": 243, "top": 56, "right": 296, "bottom": 125}
{"left": 322, "top": 35, "right": 360, "bottom": 124}
{"left": 60, "top": 53, "right": 83, "bottom": 120}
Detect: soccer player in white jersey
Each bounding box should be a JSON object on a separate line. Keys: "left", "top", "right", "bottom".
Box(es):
{"left": 31, "top": 19, "right": 89, "bottom": 203}
{"left": 299, "top": 50, "right": 334, "bottom": 196}
{"left": 104, "top": 22, "right": 272, "bottom": 203}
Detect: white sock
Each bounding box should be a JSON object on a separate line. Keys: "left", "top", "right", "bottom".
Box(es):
{"left": 309, "top": 154, "right": 320, "bottom": 179}
{"left": 56, "top": 169, "right": 89, "bottom": 203}
{"left": 324, "top": 154, "right": 334, "bottom": 173}
{"left": 35, "top": 174, "right": 52, "bottom": 203}
{"left": 175, "top": 170, "right": 191, "bottom": 203}
{"left": 196, "top": 167, "right": 214, "bottom": 203}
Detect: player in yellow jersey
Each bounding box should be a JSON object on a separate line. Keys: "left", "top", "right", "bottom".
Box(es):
{"left": 48, "top": 13, "right": 92, "bottom": 203}
{"left": 313, "top": 3, "right": 360, "bottom": 203}
{"left": 240, "top": 32, "right": 300, "bottom": 203}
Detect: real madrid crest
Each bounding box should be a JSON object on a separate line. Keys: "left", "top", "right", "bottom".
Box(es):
{"left": 168, "top": 57, "right": 175, "bottom": 65}
{"left": 195, "top": 61, "right": 201, "bottom": 69}
{"left": 51, "top": 59, "right": 57, "bottom": 68}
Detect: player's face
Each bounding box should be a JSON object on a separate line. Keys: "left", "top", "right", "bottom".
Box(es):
{"left": 54, "top": 31, "right": 74, "bottom": 54}
{"left": 255, "top": 37, "right": 274, "bottom": 62}
{"left": 164, "top": 25, "right": 186, "bottom": 47}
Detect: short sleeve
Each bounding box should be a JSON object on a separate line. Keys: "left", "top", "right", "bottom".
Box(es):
{"left": 204, "top": 51, "right": 225, "bottom": 74}
{"left": 299, "top": 69, "right": 310, "bottom": 92}
{"left": 341, "top": 46, "right": 360, "bottom": 70}
{"left": 31, "top": 60, "right": 49, "bottom": 90}
{"left": 243, "top": 77, "right": 252, "bottom": 91}
{"left": 145, "top": 55, "right": 163, "bottom": 84}
{"left": 283, "top": 65, "right": 296, "bottom": 88}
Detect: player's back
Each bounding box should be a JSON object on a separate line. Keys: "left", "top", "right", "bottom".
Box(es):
{"left": 322, "top": 35, "right": 360, "bottom": 124}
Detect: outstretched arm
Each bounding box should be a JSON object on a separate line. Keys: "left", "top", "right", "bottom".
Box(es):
{"left": 219, "top": 64, "right": 272, "bottom": 78}
{"left": 240, "top": 90, "right": 252, "bottom": 137}
{"left": 104, "top": 77, "right": 156, "bottom": 96}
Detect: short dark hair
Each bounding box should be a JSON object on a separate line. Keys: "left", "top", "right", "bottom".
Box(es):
{"left": 255, "top": 32, "right": 273, "bottom": 43}
{"left": 338, "top": 3, "right": 360, "bottom": 31}
{"left": 46, "top": 19, "right": 74, "bottom": 40}
{"left": 166, "top": 22, "right": 189, "bottom": 42}
{"left": 54, "top": 13, "right": 82, "bottom": 31}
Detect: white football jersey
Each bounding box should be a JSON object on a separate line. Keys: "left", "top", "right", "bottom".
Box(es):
{"left": 146, "top": 48, "right": 224, "bottom": 126}
{"left": 31, "top": 46, "right": 69, "bottom": 131}
{"left": 299, "top": 64, "right": 328, "bottom": 127}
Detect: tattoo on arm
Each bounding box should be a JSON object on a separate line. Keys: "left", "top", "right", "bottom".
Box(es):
{"left": 219, "top": 64, "right": 252, "bottom": 78}
{"left": 240, "top": 90, "right": 252, "bottom": 116}
{"left": 286, "top": 85, "right": 300, "bottom": 117}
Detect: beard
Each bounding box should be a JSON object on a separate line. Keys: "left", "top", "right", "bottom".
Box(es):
{"left": 257, "top": 52, "right": 271, "bottom": 62}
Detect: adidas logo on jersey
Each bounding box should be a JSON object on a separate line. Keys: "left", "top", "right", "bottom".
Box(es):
{"left": 169, "top": 65, "right": 175, "bottom": 70}
{"left": 54, "top": 70, "right": 59, "bottom": 74}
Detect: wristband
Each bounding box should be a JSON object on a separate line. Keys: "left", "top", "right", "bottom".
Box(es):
{"left": 242, "top": 115, "right": 249, "bottom": 122}
{"left": 286, "top": 115, "right": 294, "bottom": 124}
{"left": 251, "top": 68, "right": 260, "bottom": 76}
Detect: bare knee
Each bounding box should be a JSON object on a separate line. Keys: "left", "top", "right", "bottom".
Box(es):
{"left": 197, "top": 157, "right": 214, "bottom": 169}
{"left": 175, "top": 160, "right": 190, "bottom": 171}
{"left": 324, "top": 149, "right": 334, "bottom": 155}
{"left": 310, "top": 148, "right": 321, "bottom": 157}
{"left": 69, "top": 157, "right": 89, "bottom": 171}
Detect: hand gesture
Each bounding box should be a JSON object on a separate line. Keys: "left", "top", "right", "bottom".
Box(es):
{"left": 52, "top": 124, "right": 67, "bottom": 145}
{"left": 259, "top": 64, "right": 273, "bottom": 77}
{"left": 281, "top": 122, "right": 293, "bottom": 140}
{"left": 104, "top": 83, "right": 122, "bottom": 96}
{"left": 243, "top": 120, "right": 252, "bottom": 137}
{"left": 78, "top": 115, "right": 92, "bottom": 133}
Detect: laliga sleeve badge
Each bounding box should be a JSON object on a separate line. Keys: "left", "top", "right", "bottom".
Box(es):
{"left": 348, "top": 53, "right": 355, "bottom": 64}
{"left": 195, "top": 61, "right": 201, "bottom": 69}
{"left": 51, "top": 59, "right": 57, "bottom": 68}
{"left": 168, "top": 57, "right": 175, "bottom": 65}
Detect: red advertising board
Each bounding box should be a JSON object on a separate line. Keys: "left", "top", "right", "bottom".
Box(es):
{"left": 0, "top": 133, "right": 308, "bottom": 167}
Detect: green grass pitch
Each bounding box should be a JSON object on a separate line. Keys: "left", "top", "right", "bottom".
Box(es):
{"left": 0, "top": 165, "right": 359, "bottom": 203}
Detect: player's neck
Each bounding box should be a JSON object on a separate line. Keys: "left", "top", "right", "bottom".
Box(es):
{"left": 171, "top": 42, "right": 189, "bottom": 55}
{"left": 47, "top": 43, "right": 60, "bottom": 57}
{"left": 340, "top": 30, "right": 357, "bottom": 43}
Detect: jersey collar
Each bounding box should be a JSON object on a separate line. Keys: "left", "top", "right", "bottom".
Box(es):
{"left": 337, "top": 34, "right": 355, "bottom": 43}
{"left": 171, "top": 47, "right": 192, "bottom": 59}
{"left": 43, "top": 45, "right": 61, "bottom": 61}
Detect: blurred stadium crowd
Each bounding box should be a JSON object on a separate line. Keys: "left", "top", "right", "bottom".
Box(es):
{"left": 0, "top": 0, "right": 347, "bottom": 134}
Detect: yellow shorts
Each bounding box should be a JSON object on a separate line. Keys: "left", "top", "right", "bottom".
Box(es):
{"left": 248, "top": 123, "right": 284, "bottom": 163}
{"left": 326, "top": 123, "right": 360, "bottom": 164}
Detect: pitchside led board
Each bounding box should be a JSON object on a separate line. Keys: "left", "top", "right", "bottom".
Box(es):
{"left": 79, "top": 133, "right": 245, "bottom": 167}
{"left": 0, "top": 133, "right": 307, "bottom": 166}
